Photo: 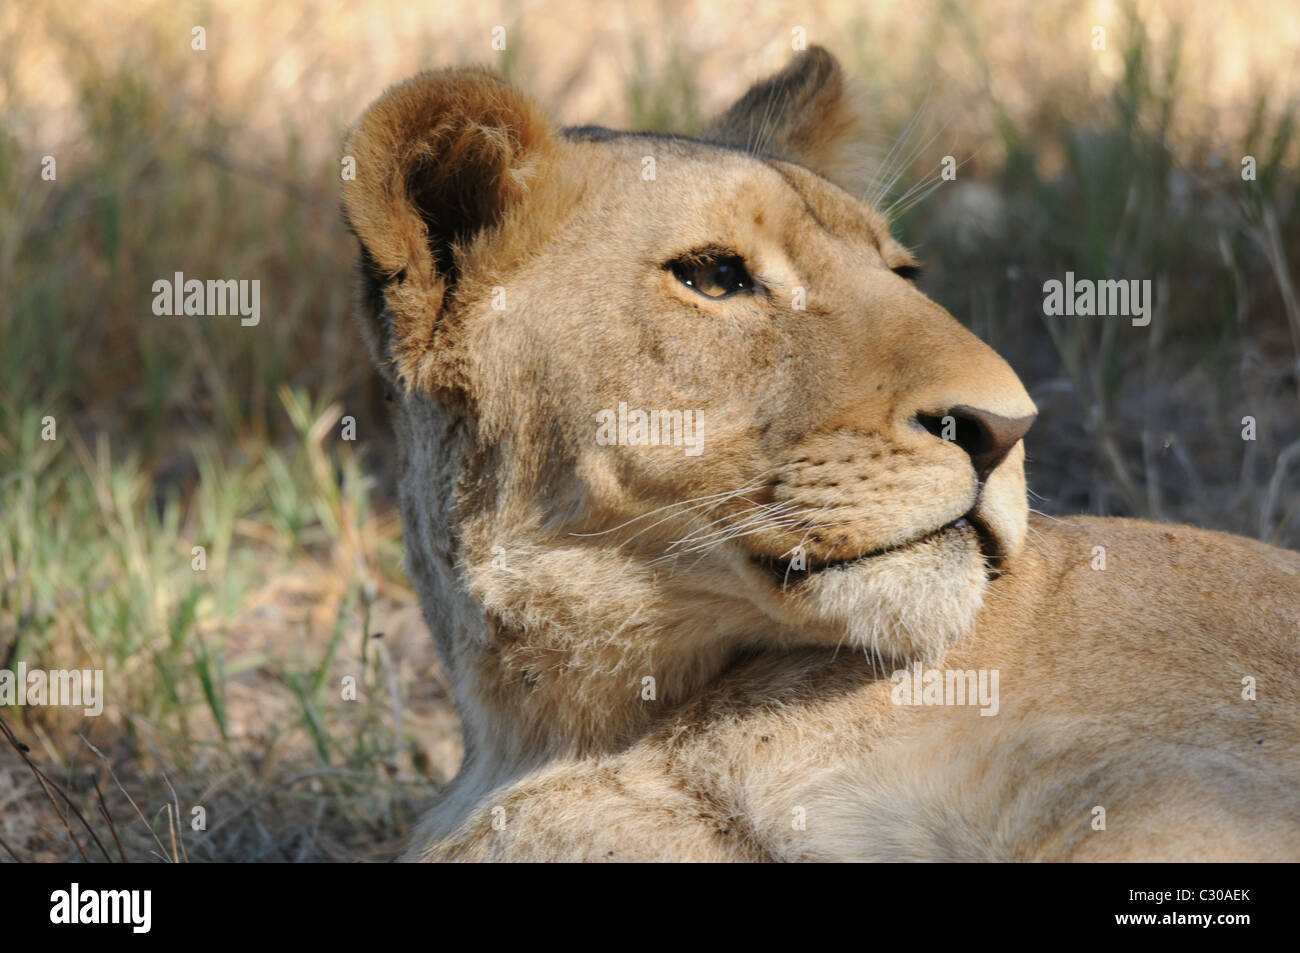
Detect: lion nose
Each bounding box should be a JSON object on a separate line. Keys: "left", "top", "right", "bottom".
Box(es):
{"left": 919, "top": 405, "right": 1037, "bottom": 480}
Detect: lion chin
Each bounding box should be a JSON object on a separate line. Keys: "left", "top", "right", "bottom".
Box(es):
{"left": 740, "top": 518, "right": 989, "bottom": 663}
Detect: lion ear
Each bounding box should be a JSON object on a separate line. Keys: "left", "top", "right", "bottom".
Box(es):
{"left": 342, "top": 68, "right": 555, "bottom": 390}
{"left": 702, "top": 46, "right": 869, "bottom": 193}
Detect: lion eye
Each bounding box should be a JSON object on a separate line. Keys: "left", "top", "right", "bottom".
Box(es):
{"left": 669, "top": 253, "right": 753, "bottom": 298}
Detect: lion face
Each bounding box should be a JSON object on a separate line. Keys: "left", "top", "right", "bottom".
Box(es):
{"left": 460, "top": 136, "right": 1034, "bottom": 659}
{"left": 343, "top": 48, "right": 1036, "bottom": 752}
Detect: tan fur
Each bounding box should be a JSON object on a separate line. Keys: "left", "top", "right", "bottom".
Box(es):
{"left": 341, "top": 48, "right": 1300, "bottom": 861}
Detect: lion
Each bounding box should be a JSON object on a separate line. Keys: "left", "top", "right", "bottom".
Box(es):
{"left": 341, "top": 47, "right": 1300, "bottom": 861}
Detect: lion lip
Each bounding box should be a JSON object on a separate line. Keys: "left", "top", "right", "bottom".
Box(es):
{"left": 751, "top": 513, "right": 990, "bottom": 581}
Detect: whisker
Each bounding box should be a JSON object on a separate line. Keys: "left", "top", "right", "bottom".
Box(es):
{"left": 654, "top": 513, "right": 859, "bottom": 566}
{"left": 567, "top": 486, "right": 750, "bottom": 538}
{"left": 865, "top": 90, "right": 930, "bottom": 208}
{"left": 663, "top": 499, "right": 808, "bottom": 552}
{"left": 883, "top": 148, "right": 968, "bottom": 221}
{"left": 568, "top": 471, "right": 782, "bottom": 551}
{"left": 1028, "top": 507, "right": 1066, "bottom": 524}
{"left": 655, "top": 512, "right": 842, "bottom": 563}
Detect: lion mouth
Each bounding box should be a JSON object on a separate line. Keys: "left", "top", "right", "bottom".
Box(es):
{"left": 751, "top": 512, "right": 998, "bottom": 582}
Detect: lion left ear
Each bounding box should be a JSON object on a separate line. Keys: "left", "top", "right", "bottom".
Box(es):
{"left": 702, "top": 46, "right": 870, "bottom": 194}
{"left": 341, "top": 67, "right": 556, "bottom": 392}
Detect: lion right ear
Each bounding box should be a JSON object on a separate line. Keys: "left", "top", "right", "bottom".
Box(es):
{"left": 341, "top": 68, "right": 555, "bottom": 391}
{"left": 703, "top": 46, "right": 870, "bottom": 195}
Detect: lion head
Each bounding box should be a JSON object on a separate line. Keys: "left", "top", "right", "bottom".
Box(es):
{"left": 342, "top": 47, "right": 1036, "bottom": 773}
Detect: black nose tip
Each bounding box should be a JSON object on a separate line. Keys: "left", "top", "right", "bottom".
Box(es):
{"left": 918, "top": 405, "right": 1037, "bottom": 480}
